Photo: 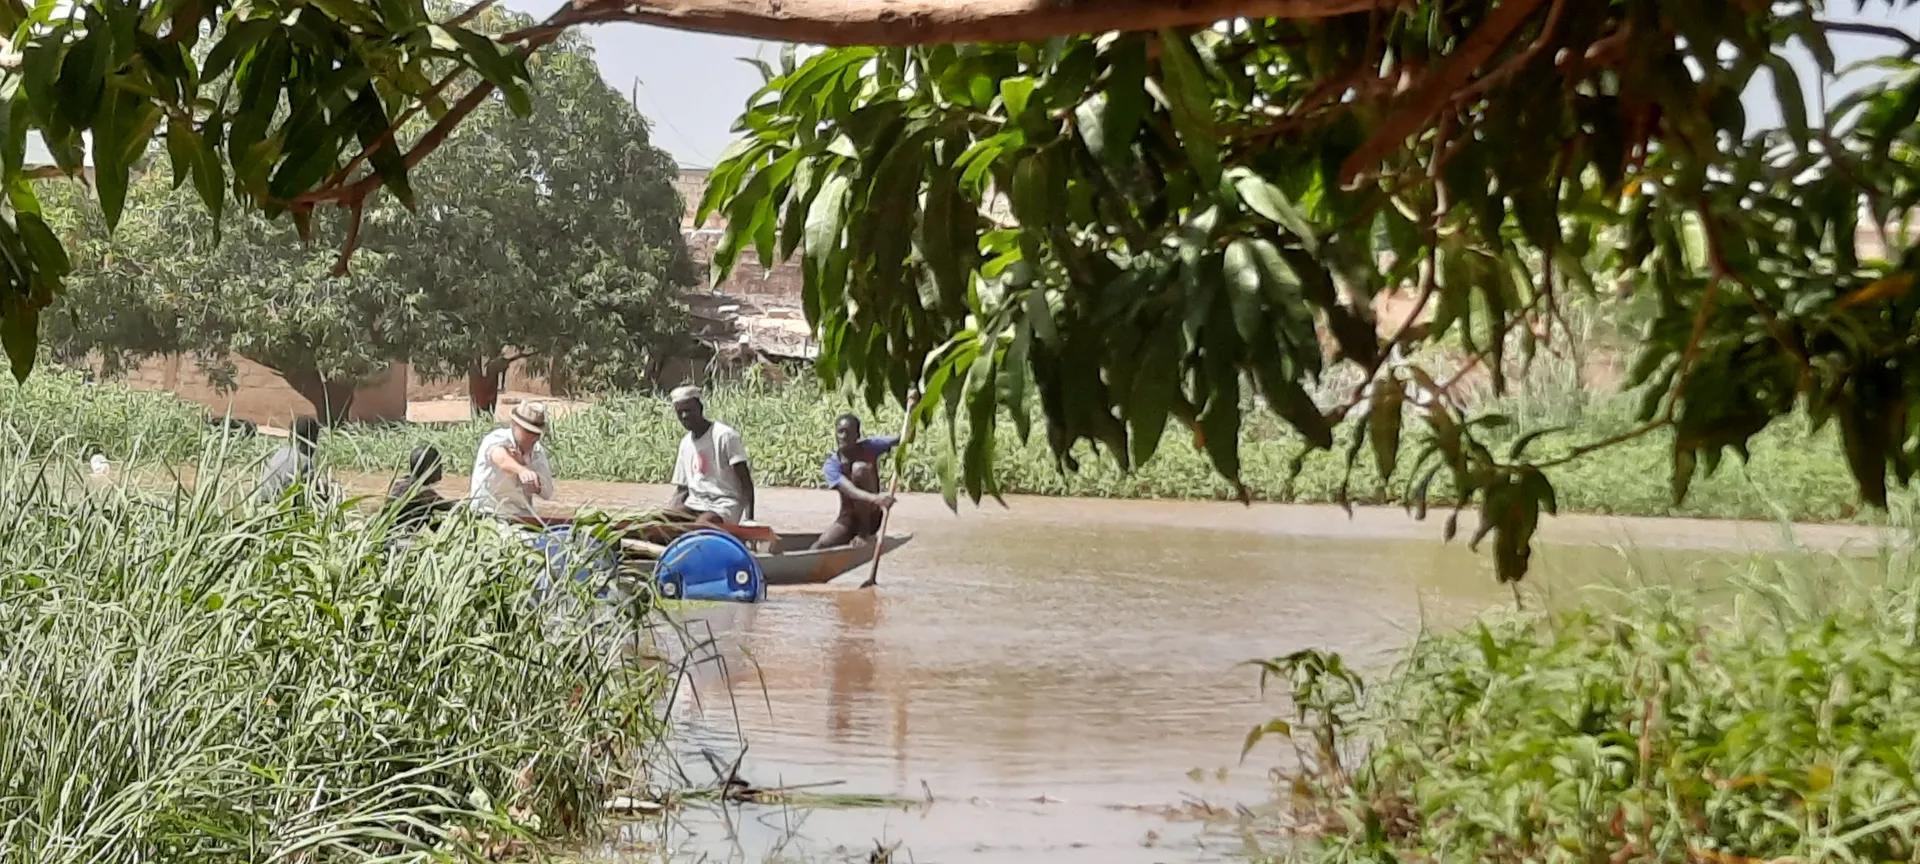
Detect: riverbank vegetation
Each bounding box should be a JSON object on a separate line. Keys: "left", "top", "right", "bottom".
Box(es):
{"left": 2, "top": 366, "right": 1876, "bottom": 524}
{"left": 1253, "top": 555, "right": 1920, "bottom": 863}
{"left": 0, "top": 435, "right": 667, "bottom": 861}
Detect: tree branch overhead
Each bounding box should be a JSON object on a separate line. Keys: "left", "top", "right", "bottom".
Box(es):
{"left": 571, "top": 0, "right": 1400, "bottom": 45}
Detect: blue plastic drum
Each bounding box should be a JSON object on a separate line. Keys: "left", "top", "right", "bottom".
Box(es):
{"left": 655, "top": 529, "right": 765, "bottom": 603}
{"left": 528, "top": 525, "right": 620, "bottom": 600}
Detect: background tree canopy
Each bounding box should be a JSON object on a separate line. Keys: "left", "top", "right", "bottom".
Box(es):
{"left": 38, "top": 13, "right": 690, "bottom": 422}
{"left": 701, "top": 3, "right": 1920, "bottom": 582}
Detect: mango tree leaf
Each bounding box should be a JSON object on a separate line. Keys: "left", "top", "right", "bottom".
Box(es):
{"left": 1368, "top": 376, "right": 1404, "bottom": 484}
{"left": 1155, "top": 29, "right": 1219, "bottom": 186}
{"left": 1230, "top": 169, "right": 1317, "bottom": 252}
{"left": 446, "top": 27, "right": 531, "bottom": 116}
{"left": 0, "top": 301, "right": 37, "bottom": 381}
{"left": 1129, "top": 320, "right": 1180, "bottom": 467}
{"left": 999, "top": 76, "right": 1034, "bottom": 119}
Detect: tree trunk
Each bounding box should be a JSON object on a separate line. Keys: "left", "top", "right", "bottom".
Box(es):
{"left": 548, "top": 361, "right": 574, "bottom": 399}
{"left": 583, "top": 0, "right": 1394, "bottom": 46}
{"left": 467, "top": 362, "right": 506, "bottom": 418}
{"left": 282, "top": 368, "right": 358, "bottom": 425}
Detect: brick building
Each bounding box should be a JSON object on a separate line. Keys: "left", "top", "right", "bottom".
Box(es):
{"left": 675, "top": 167, "right": 813, "bottom": 362}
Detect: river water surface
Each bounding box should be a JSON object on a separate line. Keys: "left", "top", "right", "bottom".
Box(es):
{"left": 428, "top": 481, "right": 1889, "bottom": 864}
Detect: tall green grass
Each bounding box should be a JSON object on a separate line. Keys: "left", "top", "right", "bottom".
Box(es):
{"left": 1256, "top": 553, "right": 1920, "bottom": 863}
{"left": 0, "top": 430, "right": 666, "bottom": 862}
{"left": 0, "top": 367, "right": 206, "bottom": 462}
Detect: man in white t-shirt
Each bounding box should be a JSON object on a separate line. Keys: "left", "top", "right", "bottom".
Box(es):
{"left": 665, "top": 386, "right": 755, "bottom": 525}
{"left": 468, "top": 400, "right": 556, "bottom": 521}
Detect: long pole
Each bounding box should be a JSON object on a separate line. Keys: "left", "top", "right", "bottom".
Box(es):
{"left": 860, "top": 401, "right": 915, "bottom": 589}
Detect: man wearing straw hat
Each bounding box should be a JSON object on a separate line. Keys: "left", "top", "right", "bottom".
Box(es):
{"left": 665, "top": 385, "right": 755, "bottom": 526}
{"left": 468, "top": 400, "right": 555, "bottom": 521}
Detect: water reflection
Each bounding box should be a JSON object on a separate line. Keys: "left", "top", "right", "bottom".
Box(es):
{"left": 827, "top": 589, "right": 878, "bottom": 741}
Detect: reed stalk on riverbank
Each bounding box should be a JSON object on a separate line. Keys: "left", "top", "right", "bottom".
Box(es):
{"left": 0, "top": 431, "right": 666, "bottom": 862}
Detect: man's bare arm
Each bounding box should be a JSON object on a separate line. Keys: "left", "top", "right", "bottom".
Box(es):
{"left": 532, "top": 454, "right": 555, "bottom": 499}
{"left": 832, "top": 478, "right": 890, "bottom": 507}
{"left": 490, "top": 444, "right": 543, "bottom": 492}
{"left": 489, "top": 444, "right": 528, "bottom": 474}
{"left": 735, "top": 462, "right": 756, "bottom": 521}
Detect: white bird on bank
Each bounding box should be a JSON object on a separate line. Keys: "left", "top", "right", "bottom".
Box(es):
{"left": 89, "top": 454, "right": 109, "bottom": 476}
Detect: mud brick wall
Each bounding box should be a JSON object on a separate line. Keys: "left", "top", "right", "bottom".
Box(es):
{"left": 104, "top": 354, "right": 410, "bottom": 426}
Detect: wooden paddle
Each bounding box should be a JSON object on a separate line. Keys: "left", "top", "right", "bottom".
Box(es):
{"left": 860, "top": 397, "right": 916, "bottom": 589}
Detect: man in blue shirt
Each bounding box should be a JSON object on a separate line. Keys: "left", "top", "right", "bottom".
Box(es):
{"left": 812, "top": 413, "right": 900, "bottom": 549}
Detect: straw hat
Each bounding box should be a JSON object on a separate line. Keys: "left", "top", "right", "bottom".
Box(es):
{"left": 510, "top": 401, "right": 548, "bottom": 435}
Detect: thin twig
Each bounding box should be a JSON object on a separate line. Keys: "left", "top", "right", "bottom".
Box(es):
{"left": 317, "top": 64, "right": 470, "bottom": 195}
{"left": 445, "top": 0, "right": 501, "bottom": 27}
{"left": 1572, "top": 21, "right": 1633, "bottom": 74}
{"left": 1667, "top": 275, "right": 1720, "bottom": 417}
{"left": 1331, "top": 113, "right": 1456, "bottom": 420}
{"left": 1821, "top": 19, "right": 1920, "bottom": 58}
{"left": 1535, "top": 418, "right": 1669, "bottom": 469}
{"left": 292, "top": 3, "right": 592, "bottom": 210}
{"left": 295, "top": 32, "right": 562, "bottom": 211}
{"left": 330, "top": 196, "right": 367, "bottom": 276}
{"left": 1437, "top": 291, "right": 1542, "bottom": 394}
{"left": 310, "top": 0, "right": 527, "bottom": 199}
{"left": 1702, "top": 199, "right": 1813, "bottom": 369}
{"left": 1450, "top": 0, "right": 1567, "bottom": 106}
{"left": 1339, "top": 0, "right": 1546, "bottom": 184}
{"left": 1662, "top": 200, "right": 1739, "bottom": 419}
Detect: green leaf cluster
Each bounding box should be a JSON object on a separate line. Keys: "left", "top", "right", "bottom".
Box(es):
{"left": 710, "top": 4, "right": 1920, "bottom": 583}
{"left": 0, "top": 0, "right": 554, "bottom": 381}
{"left": 37, "top": 14, "right": 690, "bottom": 420}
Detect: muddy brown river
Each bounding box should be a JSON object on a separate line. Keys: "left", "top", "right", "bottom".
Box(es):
{"left": 418, "top": 480, "right": 1885, "bottom": 864}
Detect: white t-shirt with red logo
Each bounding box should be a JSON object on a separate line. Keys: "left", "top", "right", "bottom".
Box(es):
{"left": 672, "top": 421, "right": 749, "bottom": 522}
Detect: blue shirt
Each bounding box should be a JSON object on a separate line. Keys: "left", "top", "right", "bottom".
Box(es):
{"left": 823, "top": 436, "right": 900, "bottom": 487}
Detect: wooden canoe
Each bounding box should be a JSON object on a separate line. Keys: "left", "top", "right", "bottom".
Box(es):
{"left": 506, "top": 515, "right": 777, "bottom": 546}
{"left": 508, "top": 515, "right": 912, "bottom": 586}
{"left": 625, "top": 531, "right": 913, "bottom": 586}
{"left": 750, "top": 532, "right": 914, "bottom": 586}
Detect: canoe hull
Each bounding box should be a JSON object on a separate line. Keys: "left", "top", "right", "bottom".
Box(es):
{"left": 517, "top": 516, "right": 913, "bottom": 587}
{"left": 756, "top": 533, "right": 913, "bottom": 586}
{"left": 508, "top": 515, "right": 775, "bottom": 547}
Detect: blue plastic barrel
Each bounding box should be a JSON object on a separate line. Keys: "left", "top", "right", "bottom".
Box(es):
{"left": 655, "top": 529, "right": 765, "bottom": 603}
{"left": 528, "top": 525, "right": 620, "bottom": 600}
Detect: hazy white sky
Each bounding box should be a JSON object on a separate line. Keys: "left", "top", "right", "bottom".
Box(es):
{"left": 500, "top": 1, "right": 1920, "bottom": 169}
{"left": 504, "top": 0, "right": 775, "bottom": 166}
